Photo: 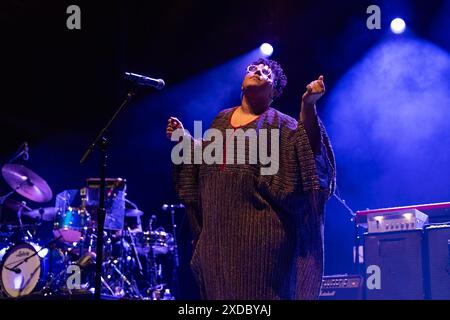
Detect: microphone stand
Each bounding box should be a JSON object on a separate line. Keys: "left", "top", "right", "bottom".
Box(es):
{"left": 79, "top": 87, "right": 138, "bottom": 300}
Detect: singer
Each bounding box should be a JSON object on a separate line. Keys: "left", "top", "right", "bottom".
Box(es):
{"left": 167, "top": 58, "right": 336, "bottom": 300}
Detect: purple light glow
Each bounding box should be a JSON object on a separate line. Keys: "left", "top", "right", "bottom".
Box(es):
{"left": 260, "top": 43, "right": 273, "bottom": 56}
{"left": 391, "top": 18, "right": 406, "bottom": 34}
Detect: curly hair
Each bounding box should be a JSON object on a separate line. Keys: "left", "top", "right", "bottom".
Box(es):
{"left": 251, "top": 58, "right": 287, "bottom": 100}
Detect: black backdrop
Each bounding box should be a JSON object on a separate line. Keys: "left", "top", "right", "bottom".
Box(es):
{"left": 1, "top": 0, "right": 448, "bottom": 299}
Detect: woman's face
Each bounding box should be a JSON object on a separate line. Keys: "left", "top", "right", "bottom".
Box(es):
{"left": 242, "top": 64, "right": 275, "bottom": 99}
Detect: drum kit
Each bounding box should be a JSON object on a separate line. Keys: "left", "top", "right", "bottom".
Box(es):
{"left": 0, "top": 163, "right": 178, "bottom": 300}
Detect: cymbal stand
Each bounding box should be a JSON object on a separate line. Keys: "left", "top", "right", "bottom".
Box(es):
{"left": 0, "top": 179, "right": 30, "bottom": 205}
{"left": 127, "top": 228, "right": 143, "bottom": 277}
{"left": 168, "top": 205, "right": 179, "bottom": 298}
{"left": 0, "top": 191, "right": 15, "bottom": 205}
{"left": 145, "top": 216, "right": 161, "bottom": 299}
{"left": 16, "top": 206, "right": 31, "bottom": 242}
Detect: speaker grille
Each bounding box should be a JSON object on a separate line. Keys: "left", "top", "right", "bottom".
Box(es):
{"left": 424, "top": 226, "right": 450, "bottom": 299}
{"left": 364, "top": 230, "right": 424, "bottom": 300}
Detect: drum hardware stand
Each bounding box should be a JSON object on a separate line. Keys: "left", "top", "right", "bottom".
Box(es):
{"left": 16, "top": 206, "right": 28, "bottom": 241}
{"left": 0, "top": 189, "right": 32, "bottom": 241}
{"left": 147, "top": 254, "right": 159, "bottom": 298}
{"left": 46, "top": 236, "right": 60, "bottom": 290}
{"left": 145, "top": 215, "right": 162, "bottom": 298}
{"left": 41, "top": 268, "right": 66, "bottom": 296}
{"left": 0, "top": 191, "right": 14, "bottom": 205}
{"left": 0, "top": 180, "right": 35, "bottom": 232}
{"left": 39, "top": 252, "right": 109, "bottom": 296}
{"left": 0, "top": 178, "right": 32, "bottom": 206}
{"left": 101, "top": 276, "right": 115, "bottom": 296}
{"left": 80, "top": 87, "right": 140, "bottom": 300}
{"left": 127, "top": 227, "right": 143, "bottom": 277}
{"left": 87, "top": 229, "right": 96, "bottom": 252}
{"left": 163, "top": 204, "right": 182, "bottom": 298}
{"left": 104, "top": 258, "right": 142, "bottom": 298}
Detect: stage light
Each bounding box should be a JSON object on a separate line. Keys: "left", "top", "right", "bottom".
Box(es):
{"left": 390, "top": 18, "right": 406, "bottom": 34}
{"left": 260, "top": 43, "right": 273, "bottom": 56}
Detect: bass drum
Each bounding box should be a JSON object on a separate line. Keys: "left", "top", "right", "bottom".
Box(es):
{"left": 0, "top": 242, "right": 65, "bottom": 298}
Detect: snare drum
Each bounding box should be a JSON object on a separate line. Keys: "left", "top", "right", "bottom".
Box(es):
{"left": 53, "top": 207, "right": 89, "bottom": 243}
{"left": 0, "top": 242, "right": 65, "bottom": 298}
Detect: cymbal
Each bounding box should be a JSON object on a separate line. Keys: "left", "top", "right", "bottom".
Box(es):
{"left": 24, "top": 207, "right": 58, "bottom": 221}
{"left": 125, "top": 209, "right": 144, "bottom": 217}
{"left": 2, "top": 199, "right": 31, "bottom": 212}
{"left": 2, "top": 164, "right": 53, "bottom": 203}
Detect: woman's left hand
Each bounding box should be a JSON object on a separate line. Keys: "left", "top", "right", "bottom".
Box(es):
{"left": 302, "top": 75, "right": 326, "bottom": 105}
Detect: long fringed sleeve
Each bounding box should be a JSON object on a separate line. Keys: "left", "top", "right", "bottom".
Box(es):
{"left": 173, "top": 136, "right": 203, "bottom": 243}
{"left": 291, "top": 117, "right": 336, "bottom": 300}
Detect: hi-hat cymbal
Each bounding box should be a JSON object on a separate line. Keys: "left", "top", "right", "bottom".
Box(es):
{"left": 2, "top": 164, "right": 53, "bottom": 203}
{"left": 2, "top": 198, "right": 31, "bottom": 212}
{"left": 24, "top": 207, "right": 58, "bottom": 221}
{"left": 125, "top": 209, "right": 144, "bottom": 217}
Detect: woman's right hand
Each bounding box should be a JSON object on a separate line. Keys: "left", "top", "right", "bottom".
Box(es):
{"left": 166, "top": 117, "right": 184, "bottom": 139}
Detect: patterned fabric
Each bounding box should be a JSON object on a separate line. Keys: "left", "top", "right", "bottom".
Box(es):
{"left": 173, "top": 107, "right": 336, "bottom": 300}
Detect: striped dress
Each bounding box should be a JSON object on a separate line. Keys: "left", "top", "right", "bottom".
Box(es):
{"left": 174, "top": 106, "right": 336, "bottom": 300}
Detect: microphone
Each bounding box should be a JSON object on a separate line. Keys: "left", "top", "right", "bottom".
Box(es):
{"left": 124, "top": 72, "right": 165, "bottom": 90}
{"left": 23, "top": 142, "right": 29, "bottom": 161}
